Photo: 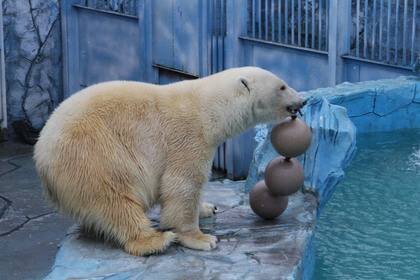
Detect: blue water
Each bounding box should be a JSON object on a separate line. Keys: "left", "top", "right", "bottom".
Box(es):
{"left": 314, "top": 129, "right": 420, "bottom": 280}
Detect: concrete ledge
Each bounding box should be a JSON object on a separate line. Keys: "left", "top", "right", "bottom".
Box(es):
{"left": 45, "top": 181, "right": 317, "bottom": 280}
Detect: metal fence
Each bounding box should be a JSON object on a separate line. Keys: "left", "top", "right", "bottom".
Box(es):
{"left": 78, "top": 0, "right": 419, "bottom": 69}
{"left": 246, "top": 0, "right": 419, "bottom": 67}
{"left": 246, "top": 0, "right": 330, "bottom": 53}
{"left": 349, "top": 0, "right": 418, "bottom": 68}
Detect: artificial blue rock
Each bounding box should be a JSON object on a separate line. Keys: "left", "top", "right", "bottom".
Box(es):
{"left": 413, "top": 83, "right": 420, "bottom": 103}
{"left": 339, "top": 90, "right": 375, "bottom": 117}
{"left": 300, "top": 98, "right": 357, "bottom": 207}
{"left": 245, "top": 98, "right": 356, "bottom": 209}
{"left": 374, "top": 84, "right": 415, "bottom": 116}
{"left": 308, "top": 76, "right": 420, "bottom": 133}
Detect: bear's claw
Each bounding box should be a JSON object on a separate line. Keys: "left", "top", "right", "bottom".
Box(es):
{"left": 199, "top": 202, "right": 218, "bottom": 218}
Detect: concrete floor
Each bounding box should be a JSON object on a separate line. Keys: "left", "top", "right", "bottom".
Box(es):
{"left": 0, "top": 141, "right": 73, "bottom": 280}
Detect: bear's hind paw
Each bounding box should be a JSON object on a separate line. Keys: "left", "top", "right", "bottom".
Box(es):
{"left": 124, "top": 231, "right": 177, "bottom": 256}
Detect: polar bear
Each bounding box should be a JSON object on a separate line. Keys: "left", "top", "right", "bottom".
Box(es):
{"left": 34, "top": 67, "right": 304, "bottom": 256}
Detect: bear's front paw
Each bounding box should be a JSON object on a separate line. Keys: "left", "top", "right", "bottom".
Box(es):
{"left": 177, "top": 230, "right": 218, "bottom": 251}
{"left": 199, "top": 202, "right": 218, "bottom": 218}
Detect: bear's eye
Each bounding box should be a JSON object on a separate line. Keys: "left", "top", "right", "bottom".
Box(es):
{"left": 280, "top": 85, "right": 287, "bottom": 91}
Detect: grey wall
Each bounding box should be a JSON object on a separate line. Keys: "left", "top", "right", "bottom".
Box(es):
{"left": 2, "top": 0, "right": 141, "bottom": 132}
{"left": 3, "top": 0, "right": 62, "bottom": 130}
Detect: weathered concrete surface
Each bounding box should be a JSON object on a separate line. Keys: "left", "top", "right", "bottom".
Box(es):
{"left": 45, "top": 181, "right": 317, "bottom": 280}
{"left": 0, "top": 141, "right": 73, "bottom": 280}
{"left": 3, "top": 0, "right": 62, "bottom": 129}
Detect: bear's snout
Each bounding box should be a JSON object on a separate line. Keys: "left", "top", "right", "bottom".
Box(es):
{"left": 286, "top": 97, "right": 306, "bottom": 115}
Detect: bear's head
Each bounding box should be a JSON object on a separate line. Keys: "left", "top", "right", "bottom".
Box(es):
{"left": 235, "top": 67, "right": 305, "bottom": 124}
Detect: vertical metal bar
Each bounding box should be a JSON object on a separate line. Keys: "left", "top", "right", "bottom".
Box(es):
{"left": 371, "top": 0, "right": 377, "bottom": 60}
{"left": 318, "top": 0, "right": 322, "bottom": 50}
{"left": 215, "top": 0, "right": 220, "bottom": 72}
{"left": 379, "top": 0, "right": 383, "bottom": 60}
{"left": 394, "top": 0, "right": 400, "bottom": 63}
{"left": 291, "top": 0, "right": 295, "bottom": 44}
{"left": 259, "top": 0, "right": 262, "bottom": 38}
{"left": 325, "top": 0, "right": 328, "bottom": 50}
{"left": 221, "top": 0, "right": 226, "bottom": 68}
{"left": 402, "top": 0, "right": 408, "bottom": 64}
{"left": 386, "top": 0, "right": 391, "bottom": 62}
{"left": 210, "top": 0, "right": 214, "bottom": 74}
{"left": 265, "top": 0, "right": 269, "bottom": 40}
{"left": 222, "top": 144, "right": 226, "bottom": 171}
{"left": 311, "top": 0, "right": 315, "bottom": 48}
{"left": 209, "top": 0, "right": 216, "bottom": 74}
{"left": 298, "top": 0, "right": 302, "bottom": 46}
{"left": 305, "top": 0, "right": 309, "bottom": 47}
{"left": 272, "top": 0, "right": 275, "bottom": 41}
{"left": 218, "top": 145, "right": 223, "bottom": 169}
{"left": 328, "top": 0, "right": 352, "bottom": 85}
{"left": 278, "top": 0, "right": 282, "bottom": 42}
{"left": 285, "top": 0, "right": 288, "bottom": 43}
{"left": 364, "top": 0, "right": 368, "bottom": 57}
{"left": 252, "top": 0, "right": 256, "bottom": 37}
{"left": 356, "top": 0, "right": 360, "bottom": 57}
{"left": 328, "top": 0, "right": 337, "bottom": 85}
{"left": 410, "top": 0, "right": 417, "bottom": 65}
{"left": 222, "top": 143, "right": 225, "bottom": 170}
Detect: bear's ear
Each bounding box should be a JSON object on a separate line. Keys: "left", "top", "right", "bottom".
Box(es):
{"left": 238, "top": 77, "right": 251, "bottom": 94}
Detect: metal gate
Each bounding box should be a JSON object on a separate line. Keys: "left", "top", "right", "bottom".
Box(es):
{"left": 0, "top": 0, "right": 6, "bottom": 130}
{"left": 61, "top": 0, "right": 419, "bottom": 179}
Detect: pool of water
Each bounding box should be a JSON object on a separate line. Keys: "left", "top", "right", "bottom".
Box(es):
{"left": 314, "top": 129, "right": 420, "bottom": 280}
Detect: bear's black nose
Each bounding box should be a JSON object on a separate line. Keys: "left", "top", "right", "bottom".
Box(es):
{"left": 286, "top": 106, "right": 299, "bottom": 115}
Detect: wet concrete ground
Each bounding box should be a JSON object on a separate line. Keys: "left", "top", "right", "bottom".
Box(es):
{"left": 0, "top": 141, "right": 73, "bottom": 280}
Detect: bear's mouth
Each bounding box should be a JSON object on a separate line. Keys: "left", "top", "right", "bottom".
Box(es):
{"left": 286, "top": 106, "right": 302, "bottom": 116}
{"left": 286, "top": 99, "right": 307, "bottom": 116}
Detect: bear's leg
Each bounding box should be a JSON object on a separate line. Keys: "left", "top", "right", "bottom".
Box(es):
{"left": 159, "top": 173, "right": 218, "bottom": 251}
{"left": 82, "top": 191, "right": 176, "bottom": 256}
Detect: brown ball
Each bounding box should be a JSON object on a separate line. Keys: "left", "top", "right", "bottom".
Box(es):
{"left": 264, "top": 156, "right": 304, "bottom": 196}
{"left": 249, "top": 180, "right": 288, "bottom": 220}
{"left": 271, "top": 117, "right": 312, "bottom": 158}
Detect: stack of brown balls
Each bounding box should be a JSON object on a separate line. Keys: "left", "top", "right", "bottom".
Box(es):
{"left": 250, "top": 116, "right": 312, "bottom": 219}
